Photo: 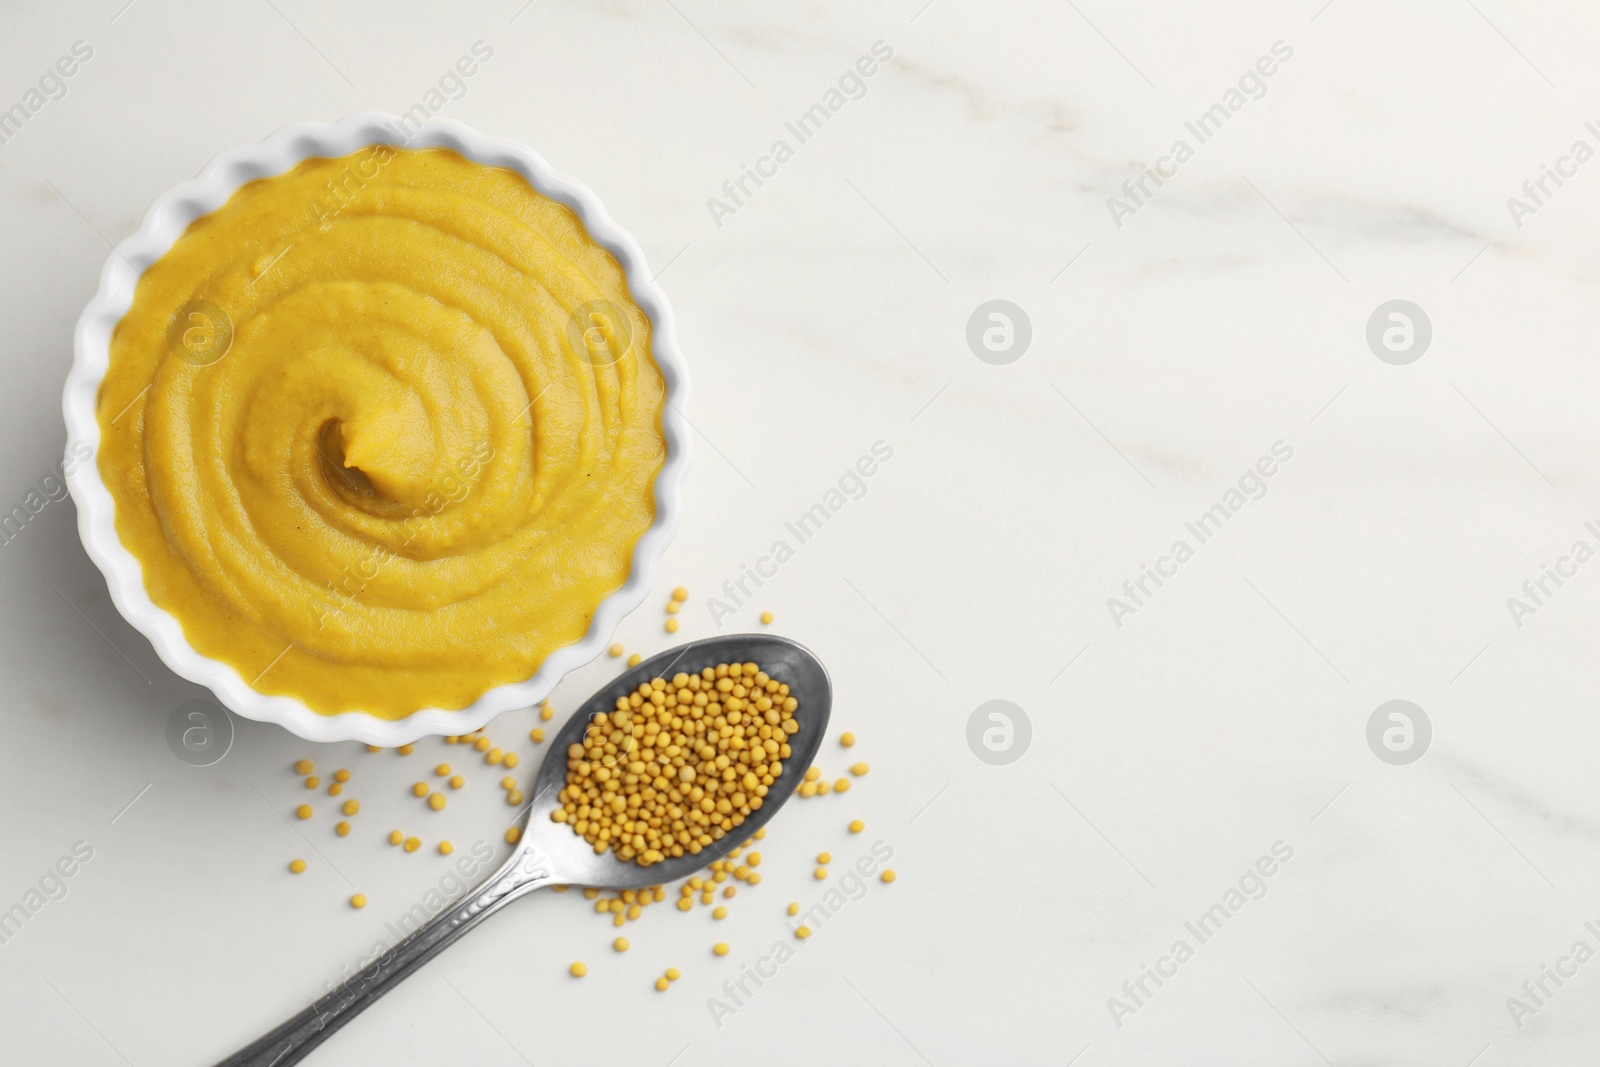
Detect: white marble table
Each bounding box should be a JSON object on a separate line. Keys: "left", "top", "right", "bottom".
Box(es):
{"left": 3, "top": 0, "right": 1599, "bottom": 1063}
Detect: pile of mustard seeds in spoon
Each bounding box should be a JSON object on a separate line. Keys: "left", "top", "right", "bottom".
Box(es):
{"left": 552, "top": 661, "right": 800, "bottom": 866}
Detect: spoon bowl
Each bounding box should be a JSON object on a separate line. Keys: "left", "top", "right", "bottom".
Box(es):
{"left": 528, "top": 632, "right": 832, "bottom": 890}
{"left": 218, "top": 633, "right": 830, "bottom": 1067}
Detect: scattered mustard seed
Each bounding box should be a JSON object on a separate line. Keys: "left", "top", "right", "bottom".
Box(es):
{"left": 881, "top": 870, "right": 896, "bottom": 883}
{"left": 672, "top": 586, "right": 688, "bottom": 602}
{"left": 614, "top": 937, "right": 629, "bottom": 952}
{"left": 412, "top": 782, "right": 428, "bottom": 797}
{"left": 304, "top": 777, "right": 319, "bottom": 789}
{"left": 289, "top": 859, "right": 306, "bottom": 874}
{"left": 435, "top": 764, "right": 451, "bottom": 776}
{"left": 389, "top": 830, "right": 403, "bottom": 846}
{"left": 294, "top": 759, "right": 313, "bottom": 775}
{"left": 530, "top": 729, "right": 545, "bottom": 744}
{"left": 505, "top": 827, "right": 523, "bottom": 845}
{"left": 335, "top": 821, "right": 350, "bottom": 837}
{"left": 760, "top": 611, "right": 773, "bottom": 625}
{"left": 397, "top": 744, "right": 414, "bottom": 756}
{"left": 714, "top": 943, "right": 730, "bottom": 956}
{"left": 850, "top": 762, "right": 869, "bottom": 776}
{"left": 609, "top": 643, "right": 624, "bottom": 657}
{"left": 438, "top": 841, "right": 453, "bottom": 856}
{"left": 333, "top": 769, "right": 350, "bottom": 783}
{"left": 350, "top": 894, "right": 367, "bottom": 909}
{"left": 654, "top": 977, "right": 669, "bottom": 991}
{"left": 341, "top": 800, "right": 360, "bottom": 816}
{"left": 503, "top": 752, "right": 519, "bottom": 769}
{"left": 570, "top": 962, "right": 587, "bottom": 978}
{"left": 404, "top": 837, "right": 420, "bottom": 852}
{"left": 295, "top": 805, "right": 312, "bottom": 820}
{"left": 449, "top": 775, "right": 465, "bottom": 790}
{"left": 849, "top": 820, "right": 864, "bottom": 833}
{"left": 628, "top": 653, "right": 642, "bottom": 666}
{"left": 428, "top": 793, "right": 446, "bottom": 811}
{"left": 840, "top": 732, "right": 856, "bottom": 748}
{"left": 795, "top": 926, "right": 811, "bottom": 939}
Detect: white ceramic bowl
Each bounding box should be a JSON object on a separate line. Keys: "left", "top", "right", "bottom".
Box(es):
{"left": 61, "top": 113, "right": 689, "bottom": 745}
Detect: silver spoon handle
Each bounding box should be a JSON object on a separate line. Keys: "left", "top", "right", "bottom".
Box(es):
{"left": 214, "top": 846, "right": 557, "bottom": 1067}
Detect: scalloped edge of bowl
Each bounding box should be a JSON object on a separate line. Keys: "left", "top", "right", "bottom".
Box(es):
{"left": 61, "top": 112, "right": 690, "bottom": 745}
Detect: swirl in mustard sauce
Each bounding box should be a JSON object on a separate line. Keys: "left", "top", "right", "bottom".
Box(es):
{"left": 96, "top": 147, "right": 666, "bottom": 717}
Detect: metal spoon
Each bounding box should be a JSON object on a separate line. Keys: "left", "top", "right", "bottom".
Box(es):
{"left": 216, "top": 633, "right": 831, "bottom": 1067}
